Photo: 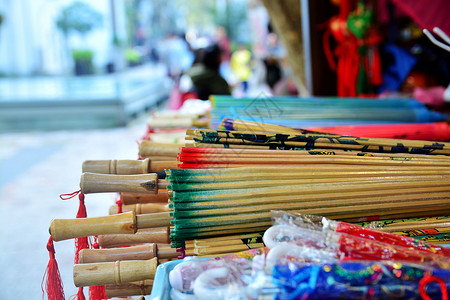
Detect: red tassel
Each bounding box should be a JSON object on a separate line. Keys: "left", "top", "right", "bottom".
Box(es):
{"left": 42, "top": 236, "right": 65, "bottom": 300}
{"left": 75, "top": 193, "right": 90, "bottom": 264}
{"left": 89, "top": 237, "right": 106, "bottom": 300}
{"left": 75, "top": 193, "right": 90, "bottom": 300}
{"left": 88, "top": 286, "right": 106, "bottom": 300}
{"left": 76, "top": 287, "right": 86, "bottom": 300}
{"left": 116, "top": 198, "right": 123, "bottom": 214}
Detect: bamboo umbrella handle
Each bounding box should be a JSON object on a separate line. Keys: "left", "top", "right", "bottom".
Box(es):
{"left": 82, "top": 159, "right": 179, "bottom": 174}
{"left": 80, "top": 172, "right": 159, "bottom": 194}
{"left": 82, "top": 159, "right": 150, "bottom": 175}
{"left": 50, "top": 211, "right": 136, "bottom": 242}
{"left": 139, "top": 141, "right": 181, "bottom": 158}
{"left": 73, "top": 258, "right": 158, "bottom": 287}
{"left": 98, "top": 227, "right": 171, "bottom": 248}
{"left": 105, "top": 280, "right": 153, "bottom": 298}
{"left": 109, "top": 203, "right": 170, "bottom": 215}
{"left": 79, "top": 244, "right": 157, "bottom": 263}
{"left": 79, "top": 243, "right": 177, "bottom": 263}
{"left": 121, "top": 192, "right": 170, "bottom": 205}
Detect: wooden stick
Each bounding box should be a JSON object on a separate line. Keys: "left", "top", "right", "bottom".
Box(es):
{"left": 80, "top": 172, "right": 168, "bottom": 194}
{"left": 73, "top": 258, "right": 158, "bottom": 287}
{"left": 79, "top": 243, "right": 177, "bottom": 263}
{"left": 98, "top": 227, "right": 171, "bottom": 248}
{"left": 138, "top": 141, "right": 181, "bottom": 158}
{"left": 121, "top": 191, "right": 169, "bottom": 205}
{"left": 82, "top": 159, "right": 179, "bottom": 174}
{"left": 109, "top": 203, "right": 169, "bottom": 215}
{"left": 50, "top": 211, "right": 136, "bottom": 242}
{"left": 105, "top": 280, "right": 153, "bottom": 298}
{"left": 50, "top": 212, "right": 172, "bottom": 242}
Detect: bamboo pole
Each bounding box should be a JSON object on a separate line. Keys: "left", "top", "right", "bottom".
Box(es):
{"left": 73, "top": 258, "right": 158, "bottom": 287}
{"left": 105, "top": 280, "right": 153, "bottom": 298}
{"left": 79, "top": 243, "right": 177, "bottom": 263}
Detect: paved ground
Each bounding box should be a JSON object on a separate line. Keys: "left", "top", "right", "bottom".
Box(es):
{"left": 0, "top": 115, "right": 150, "bottom": 299}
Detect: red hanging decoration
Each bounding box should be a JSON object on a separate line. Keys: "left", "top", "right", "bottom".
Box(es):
{"left": 116, "top": 198, "right": 123, "bottom": 214}
{"left": 89, "top": 236, "right": 106, "bottom": 300}
{"left": 42, "top": 236, "right": 65, "bottom": 300}
{"left": 75, "top": 192, "right": 89, "bottom": 300}
{"left": 75, "top": 192, "right": 89, "bottom": 265}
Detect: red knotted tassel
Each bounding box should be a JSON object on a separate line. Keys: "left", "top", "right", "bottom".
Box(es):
{"left": 75, "top": 192, "right": 89, "bottom": 264}
{"left": 75, "top": 192, "right": 90, "bottom": 300}
{"left": 42, "top": 236, "right": 65, "bottom": 300}
{"left": 89, "top": 237, "right": 106, "bottom": 300}
{"left": 116, "top": 198, "right": 123, "bottom": 214}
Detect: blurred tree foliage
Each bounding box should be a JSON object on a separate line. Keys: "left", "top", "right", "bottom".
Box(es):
{"left": 56, "top": 2, "right": 103, "bottom": 37}
{"left": 124, "top": 0, "right": 249, "bottom": 47}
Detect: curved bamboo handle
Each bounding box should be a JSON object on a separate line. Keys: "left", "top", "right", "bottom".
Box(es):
{"left": 105, "top": 280, "right": 153, "bottom": 298}
{"left": 109, "top": 203, "right": 170, "bottom": 215}
{"left": 80, "top": 172, "right": 159, "bottom": 194}
{"left": 121, "top": 191, "right": 169, "bottom": 205}
{"left": 50, "top": 211, "right": 136, "bottom": 242}
{"left": 79, "top": 244, "right": 157, "bottom": 263}
{"left": 82, "top": 159, "right": 150, "bottom": 175}
{"left": 98, "top": 227, "right": 171, "bottom": 248}
{"left": 73, "top": 258, "right": 158, "bottom": 287}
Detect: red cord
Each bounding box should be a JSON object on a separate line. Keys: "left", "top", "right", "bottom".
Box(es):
{"left": 59, "top": 189, "right": 81, "bottom": 200}
{"left": 419, "top": 275, "right": 448, "bottom": 300}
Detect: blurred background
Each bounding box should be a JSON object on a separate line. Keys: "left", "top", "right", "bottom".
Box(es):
{"left": 0, "top": 0, "right": 449, "bottom": 298}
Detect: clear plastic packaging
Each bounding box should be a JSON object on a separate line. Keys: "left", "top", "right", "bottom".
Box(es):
{"left": 167, "top": 211, "right": 450, "bottom": 300}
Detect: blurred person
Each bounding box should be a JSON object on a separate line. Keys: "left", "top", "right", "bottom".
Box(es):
{"left": 215, "top": 26, "right": 231, "bottom": 62}
{"left": 230, "top": 45, "right": 252, "bottom": 94}
{"left": 158, "top": 32, "right": 194, "bottom": 78}
{"left": 263, "top": 32, "right": 283, "bottom": 91}
{"left": 181, "top": 44, "right": 231, "bottom": 100}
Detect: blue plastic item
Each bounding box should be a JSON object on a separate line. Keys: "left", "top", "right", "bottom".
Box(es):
{"left": 150, "top": 260, "right": 184, "bottom": 300}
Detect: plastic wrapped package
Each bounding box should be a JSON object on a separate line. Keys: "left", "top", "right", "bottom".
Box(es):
{"left": 164, "top": 211, "right": 450, "bottom": 300}
{"left": 271, "top": 260, "right": 450, "bottom": 300}
{"left": 168, "top": 248, "right": 271, "bottom": 300}
{"left": 264, "top": 220, "right": 450, "bottom": 269}
{"left": 270, "top": 211, "right": 450, "bottom": 258}
{"left": 168, "top": 253, "right": 450, "bottom": 300}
